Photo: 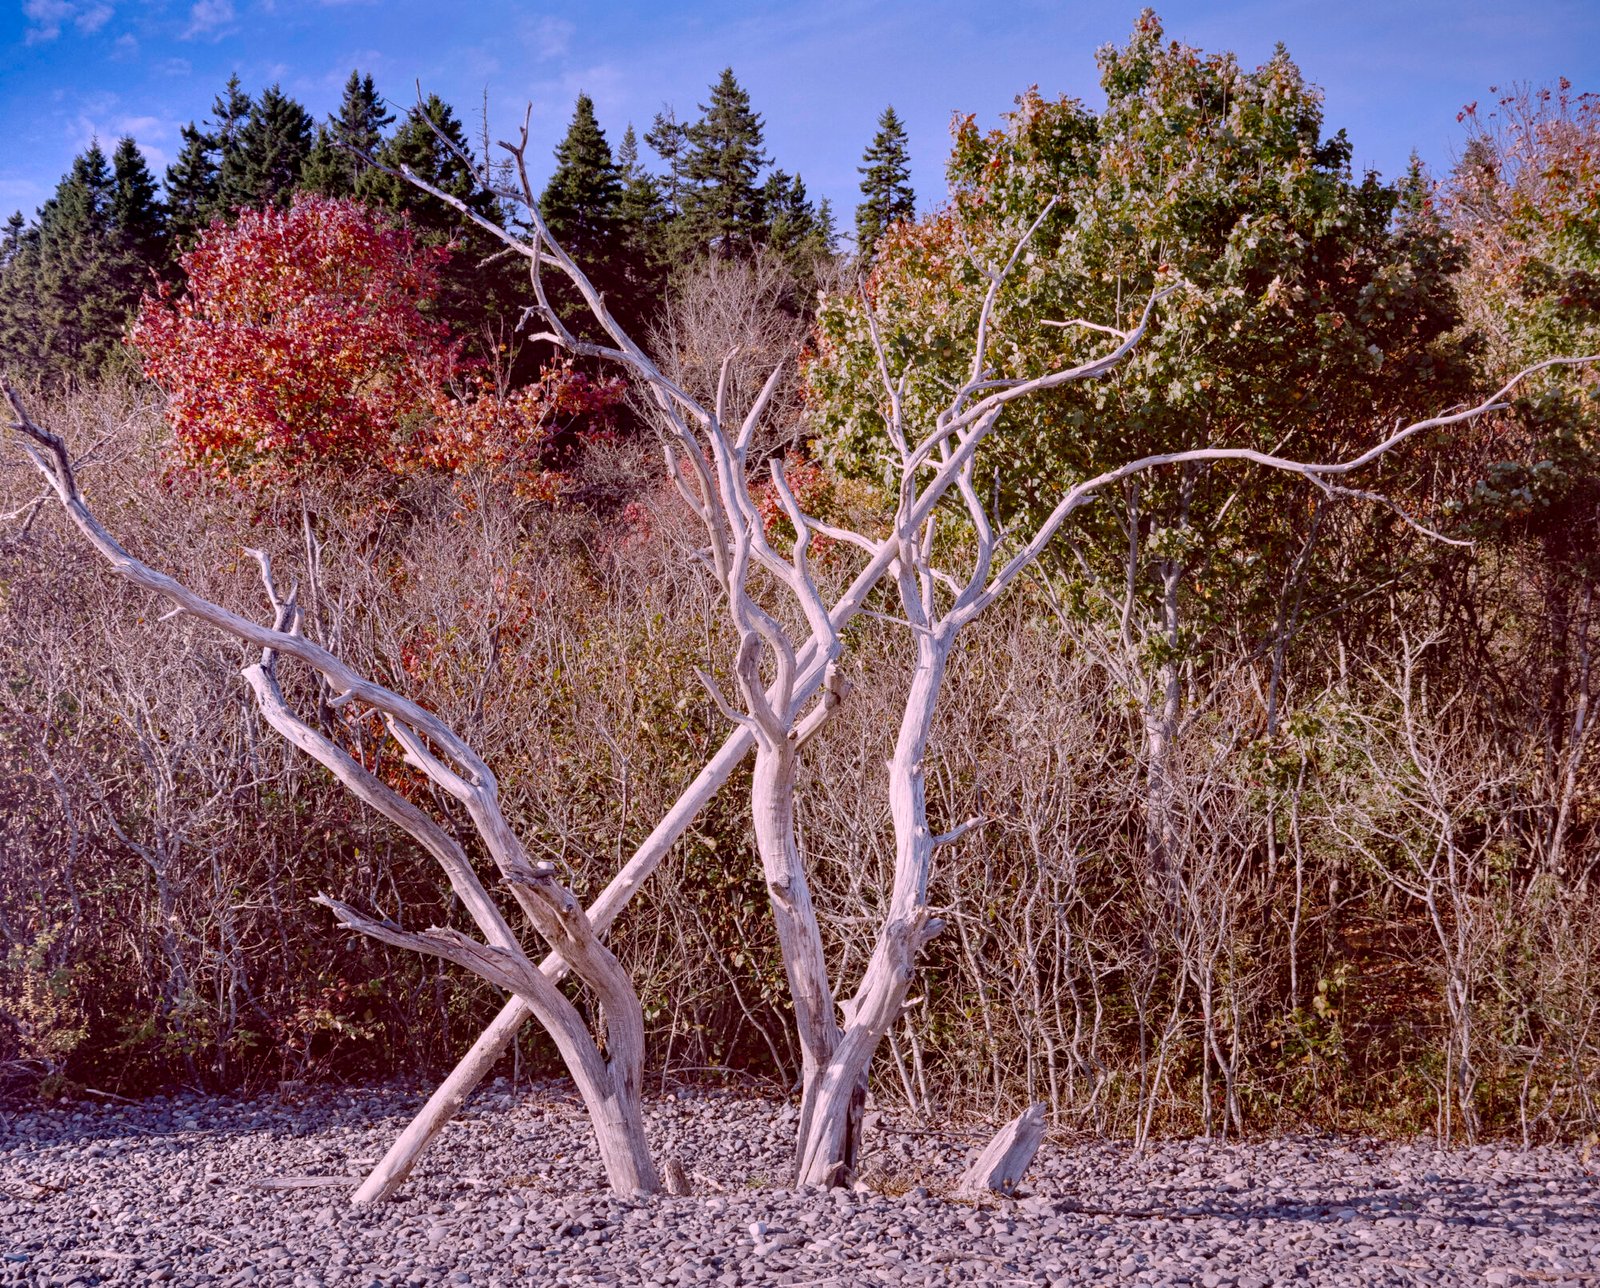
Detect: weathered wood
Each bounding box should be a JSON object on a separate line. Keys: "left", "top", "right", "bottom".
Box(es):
{"left": 2, "top": 386, "right": 661, "bottom": 1200}
{"left": 957, "top": 1103, "right": 1047, "bottom": 1198}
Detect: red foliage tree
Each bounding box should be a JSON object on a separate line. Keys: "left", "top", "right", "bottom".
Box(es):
{"left": 132, "top": 194, "right": 459, "bottom": 480}
{"left": 423, "top": 361, "right": 625, "bottom": 502}
{"left": 130, "top": 194, "right": 625, "bottom": 494}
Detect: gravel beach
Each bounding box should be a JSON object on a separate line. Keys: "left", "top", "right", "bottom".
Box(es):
{"left": 2, "top": 1082, "right": 1596, "bottom": 1287}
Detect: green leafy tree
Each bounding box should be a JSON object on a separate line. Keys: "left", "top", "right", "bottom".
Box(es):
{"left": 808, "top": 12, "right": 1470, "bottom": 875}
{"left": 303, "top": 71, "right": 394, "bottom": 198}
{"left": 854, "top": 105, "right": 914, "bottom": 261}
{"left": 680, "top": 68, "right": 768, "bottom": 257}
{"left": 27, "top": 143, "right": 121, "bottom": 381}
{"left": 1444, "top": 82, "right": 1600, "bottom": 855}
{"left": 0, "top": 212, "right": 37, "bottom": 373}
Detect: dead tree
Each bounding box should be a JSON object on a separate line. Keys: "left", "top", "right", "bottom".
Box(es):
{"left": 2, "top": 382, "right": 661, "bottom": 1196}
{"left": 381, "top": 133, "right": 1168, "bottom": 1181}
{"left": 781, "top": 317, "right": 1593, "bottom": 1181}
{"left": 367, "top": 100, "right": 1596, "bottom": 1190}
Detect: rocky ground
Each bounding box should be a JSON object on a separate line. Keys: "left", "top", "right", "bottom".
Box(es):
{"left": 1, "top": 1080, "right": 1597, "bottom": 1287}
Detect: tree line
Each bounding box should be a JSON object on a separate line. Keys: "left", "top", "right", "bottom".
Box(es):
{"left": 0, "top": 69, "right": 916, "bottom": 392}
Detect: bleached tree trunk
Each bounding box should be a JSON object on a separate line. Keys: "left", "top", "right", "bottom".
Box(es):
{"left": 2, "top": 382, "right": 661, "bottom": 1196}
{"left": 377, "top": 102, "right": 1595, "bottom": 1190}
{"left": 752, "top": 737, "right": 844, "bottom": 1162}
{"left": 795, "top": 624, "right": 955, "bottom": 1184}
{"left": 957, "top": 1102, "right": 1047, "bottom": 1197}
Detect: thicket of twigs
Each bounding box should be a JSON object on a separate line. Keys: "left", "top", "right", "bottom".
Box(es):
{"left": 4, "top": 42, "right": 1599, "bottom": 1143}
{"left": 2, "top": 360, "right": 1594, "bottom": 1144}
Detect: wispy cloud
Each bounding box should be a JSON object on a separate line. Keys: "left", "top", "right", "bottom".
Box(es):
{"left": 68, "top": 106, "right": 180, "bottom": 170}
{"left": 23, "top": 0, "right": 115, "bottom": 44}
{"left": 525, "top": 15, "right": 574, "bottom": 60}
{"left": 181, "top": 0, "right": 236, "bottom": 41}
{"left": 109, "top": 31, "right": 137, "bottom": 60}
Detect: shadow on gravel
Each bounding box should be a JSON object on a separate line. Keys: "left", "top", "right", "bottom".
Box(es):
{"left": 0, "top": 1088, "right": 423, "bottom": 1151}
{"left": 1052, "top": 1174, "right": 1600, "bottom": 1232}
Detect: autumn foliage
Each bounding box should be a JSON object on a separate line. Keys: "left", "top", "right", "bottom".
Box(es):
{"left": 130, "top": 194, "right": 623, "bottom": 494}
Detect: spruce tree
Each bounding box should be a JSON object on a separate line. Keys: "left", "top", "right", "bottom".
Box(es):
{"left": 763, "top": 172, "right": 835, "bottom": 296}
{"left": 763, "top": 171, "right": 818, "bottom": 260}
{"left": 110, "top": 137, "right": 167, "bottom": 274}
{"left": 680, "top": 68, "right": 767, "bottom": 257}
{"left": 229, "top": 85, "right": 314, "bottom": 209}
{"left": 643, "top": 107, "right": 688, "bottom": 217}
{"left": 0, "top": 212, "right": 39, "bottom": 379}
{"left": 0, "top": 211, "right": 25, "bottom": 269}
{"left": 210, "top": 75, "right": 255, "bottom": 213}
{"left": 854, "top": 105, "right": 914, "bottom": 261}
{"left": 164, "top": 122, "right": 220, "bottom": 244}
{"left": 368, "top": 96, "right": 521, "bottom": 363}
{"left": 540, "top": 93, "right": 623, "bottom": 271}
{"left": 616, "top": 124, "right": 670, "bottom": 320}
{"left": 302, "top": 71, "right": 394, "bottom": 197}
{"left": 20, "top": 143, "right": 131, "bottom": 384}
{"left": 368, "top": 94, "right": 493, "bottom": 241}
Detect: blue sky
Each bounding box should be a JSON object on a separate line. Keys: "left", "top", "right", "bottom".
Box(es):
{"left": 4, "top": 0, "right": 1599, "bottom": 240}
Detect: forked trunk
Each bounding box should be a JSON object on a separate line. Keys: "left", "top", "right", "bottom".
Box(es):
{"left": 792, "top": 631, "right": 950, "bottom": 1186}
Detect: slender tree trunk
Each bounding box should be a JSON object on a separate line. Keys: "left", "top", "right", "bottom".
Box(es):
{"left": 750, "top": 739, "right": 841, "bottom": 1169}
{"left": 1144, "top": 557, "right": 1183, "bottom": 893}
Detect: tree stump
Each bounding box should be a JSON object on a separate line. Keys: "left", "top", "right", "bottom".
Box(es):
{"left": 956, "top": 1102, "right": 1046, "bottom": 1198}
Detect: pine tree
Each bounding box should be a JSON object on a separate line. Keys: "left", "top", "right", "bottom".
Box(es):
{"left": 855, "top": 105, "right": 914, "bottom": 262}
{"left": 680, "top": 68, "right": 768, "bottom": 257}
{"left": 540, "top": 93, "right": 623, "bottom": 271}
{"left": 210, "top": 75, "right": 255, "bottom": 213}
{"left": 1, "top": 137, "right": 178, "bottom": 387}
{"left": 229, "top": 84, "right": 314, "bottom": 209}
{"left": 368, "top": 94, "right": 493, "bottom": 241}
{"left": 19, "top": 143, "right": 130, "bottom": 384}
{"left": 0, "top": 211, "right": 25, "bottom": 269}
{"left": 164, "top": 122, "right": 220, "bottom": 245}
{"left": 302, "top": 71, "right": 394, "bottom": 197}
{"left": 110, "top": 137, "right": 167, "bottom": 274}
{"left": 644, "top": 107, "right": 688, "bottom": 217}
{"left": 763, "top": 171, "right": 818, "bottom": 259}
{"left": 0, "top": 212, "right": 39, "bottom": 378}
{"left": 615, "top": 124, "right": 670, "bottom": 321}
{"left": 763, "top": 172, "right": 835, "bottom": 296}
{"left": 368, "top": 96, "right": 521, "bottom": 364}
